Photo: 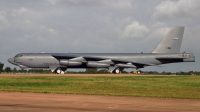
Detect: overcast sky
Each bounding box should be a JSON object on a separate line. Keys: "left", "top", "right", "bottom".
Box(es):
{"left": 0, "top": 0, "right": 199, "bottom": 72}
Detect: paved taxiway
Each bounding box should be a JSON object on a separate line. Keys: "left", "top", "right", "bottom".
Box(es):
{"left": 0, "top": 92, "right": 200, "bottom": 112}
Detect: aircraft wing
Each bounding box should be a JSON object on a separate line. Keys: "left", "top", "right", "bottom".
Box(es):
{"left": 52, "top": 54, "right": 78, "bottom": 59}
{"left": 52, "top": 54, "right": 154, "bottom": 68}
{"left": 85, "top": 56, "right": 155, "bottom": 67}
{"left": 84, "top": 57, "right": 154, "bottom": 68}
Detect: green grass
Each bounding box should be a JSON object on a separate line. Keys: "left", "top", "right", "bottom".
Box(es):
{"left": 0, "top": 76, "right": 200, "bottom": 99}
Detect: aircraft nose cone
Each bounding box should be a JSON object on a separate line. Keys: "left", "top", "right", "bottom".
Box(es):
{"left": 8, "top": 58, "right": 14, "bottom": 64}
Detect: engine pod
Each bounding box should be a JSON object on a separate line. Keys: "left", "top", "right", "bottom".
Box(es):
{"left": 60, "top": 59, "right": 82, "bottom": 66}
{"left": 87, "top": 61, "right": 110, "bottom": 68}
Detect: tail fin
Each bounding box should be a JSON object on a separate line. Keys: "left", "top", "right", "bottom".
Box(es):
{"left": 152, "top": 26, "right": 185, "bottom": 53}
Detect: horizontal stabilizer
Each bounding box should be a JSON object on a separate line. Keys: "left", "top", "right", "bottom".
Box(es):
{"left": 156, "top": 57, "right": 186, "bottom": 60}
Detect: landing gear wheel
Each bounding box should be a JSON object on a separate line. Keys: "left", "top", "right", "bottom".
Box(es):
{"left": 56, "top": 68, "right": 64, "bottom": 74}
{"left": 54, "top": 68, "right": 67, "bottom": 74}
{"left": 61, "top": 71, "right": 65, "bottom": 74}
{"left": 56, "top": 69, "right": 61, "bottom": 74}
{"left": 115, "top": 68, "right": 120, "bottom": 74}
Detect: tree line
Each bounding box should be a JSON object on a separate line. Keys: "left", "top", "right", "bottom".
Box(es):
{"left": 0, "top": 66, "right": 110, "bottom": 74}
{"left": 0, "top": 62, "right": 3, "bottom": 73}
{"left": 1, "top": 67, "right": 52, "bottom": 74}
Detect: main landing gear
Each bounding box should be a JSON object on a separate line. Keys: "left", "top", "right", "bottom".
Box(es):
{"left": 114, "top": 68, "right": 124, "bottom": 74}
{"left": 56, "top": 68, "right": 65, "bottom": 74}
{"left": 114, "top": 68, "right": 120, "bottom": 74}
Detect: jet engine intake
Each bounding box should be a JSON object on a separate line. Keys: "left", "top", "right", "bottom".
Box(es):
{"left": 60, "top": 59, "right": 82, "bottom": 66}
{"left": 87, "top": 61, "right": 110, "bottom": 68}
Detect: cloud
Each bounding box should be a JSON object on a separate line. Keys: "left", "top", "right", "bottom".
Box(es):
{"left": 47, "top": 0, "right": 104, "bottom": 6}
{"left": 0, "top": 7, "right": 58, "bottom": 54}
{"left": 0, "top": 7, "right": 39, "bottom": 30}
{"left": 153, "top": 0, "right": 200, "bottom": 20}
{"left": 47, "top": 0, "right": 57, "bottom": 5}
{"left": 2, "top": 7, "right": 56, "bottom": 34}
{"left": 47, "top": 0, "right": 132, "bottom": 9}
{"left": 0, "top": 11, "right": 10, "bottom": 29}
{"left": 122, "top": 21, "right": 149, "bottom": 39}
{"left": 104, "top": 0, "right": 132, "bottom": 10}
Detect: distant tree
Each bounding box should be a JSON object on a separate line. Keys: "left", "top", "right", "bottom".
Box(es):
{"left": 161, "top": 71, "right": 166, "bottom": 74}
{"left": 43, "top": 69, "right": 52, "bottom": 74}
{"left": 28, "top": 69, "right": 53, "bottom": 73}
{"left": 121, "top": 71, "right": 128, "bottom": 74}
{"left": 78, "top": 71, "right": 85, "bottom": 74}
{"left": 98, "top": 69, "right": 109, "bottom": 74}
{"left": 166, "top": 72, "right": 171, "bottom": 75}
{"left": 12, "top": 68, "right": 18, "bottom": 73}
{"left": 0, "top": 62, "right": 4, "bottom": 73}
{"left": 176, "top": 71, "right": 188, "bottom": 75}
{"left": 18, "top": 69, "right": 27, "bottom": 73}
{"left": 146, "top": 71, "right": 159, "bottom": 74}
{"left": 5, "top": 67, "right": 11, "bottom": 73}
{"left": 85, "top": 68, "right": 98, "bottom": 74}
{"left": 194, "top": 71, "right": 200, "bottom": 75}
{"left": 188, "top": 71, "right": 194, "bottom": 75}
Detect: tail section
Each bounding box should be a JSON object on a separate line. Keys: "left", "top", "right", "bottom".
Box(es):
{"left": 152, "top": 26, "right": 185, "bottom": 53}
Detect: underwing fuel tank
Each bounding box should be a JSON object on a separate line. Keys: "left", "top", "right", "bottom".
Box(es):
{"left": 87, "top": 61, "right": 110, "bottom": 68}
{"left": 60, "top": 59, "right": 82, "bottom": 66}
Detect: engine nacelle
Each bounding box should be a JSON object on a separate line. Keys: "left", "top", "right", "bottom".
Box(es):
{"left": 87, "top": 61, "right": 110, "bottom": 68}
{"left": 60, "top": 59, "right": 82, "bottom": 66}
{"left": 116, "top": 64, "right": 136, "bottom": 68}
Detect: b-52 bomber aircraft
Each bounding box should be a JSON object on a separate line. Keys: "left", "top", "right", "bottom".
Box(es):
{"left": 8, "top": 26, "right": 195, "bottom": 74}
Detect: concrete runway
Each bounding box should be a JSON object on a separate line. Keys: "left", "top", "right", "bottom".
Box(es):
{"left": 0, "top": 92, "right": 200, "bottom": 112}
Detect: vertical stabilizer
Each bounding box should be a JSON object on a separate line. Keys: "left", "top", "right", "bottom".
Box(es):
{"left": 152, "top": 26, "right": 184, "bottom": 53}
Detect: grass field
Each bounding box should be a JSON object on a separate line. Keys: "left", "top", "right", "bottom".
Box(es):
{"left": 0, "top": 75, "right": 200, "bottom": 99}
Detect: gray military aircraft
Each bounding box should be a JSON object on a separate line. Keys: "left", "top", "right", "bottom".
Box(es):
{"left": 8, "top": 26, "right": 195, "bottom": 74}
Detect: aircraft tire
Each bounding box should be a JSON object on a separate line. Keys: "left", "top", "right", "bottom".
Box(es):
{"left": 115, "top": 68, "right": 120, "bottom": 74}
{"left": 61, "top": 71, "right": 65, "bottom": 74}
{"left": 56, "top": 68, "right": 61, "bottom": 74}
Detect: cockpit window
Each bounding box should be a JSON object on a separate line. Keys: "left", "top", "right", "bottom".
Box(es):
{"left": 15, "top": 54, "right": 23, "bottom": 57}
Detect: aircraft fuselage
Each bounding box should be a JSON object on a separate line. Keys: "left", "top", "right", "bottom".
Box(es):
{"left": 8, "top": 53, "right": 195, "bottom": 70}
